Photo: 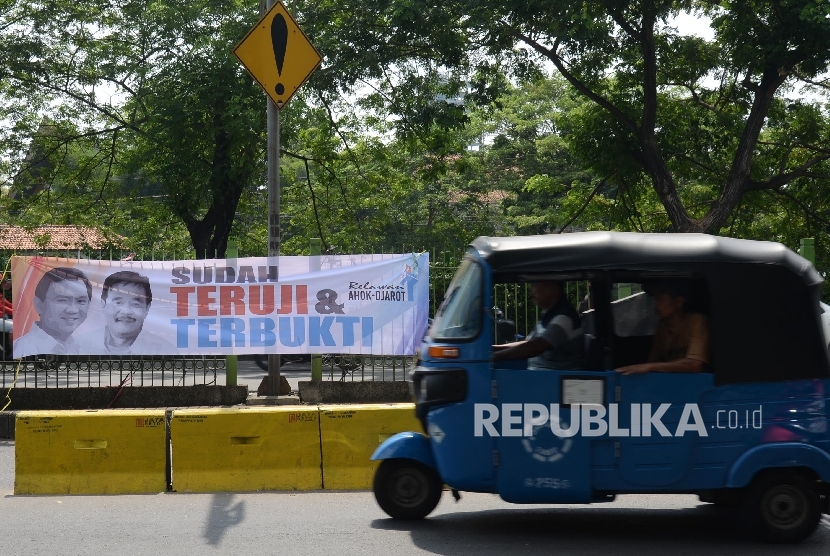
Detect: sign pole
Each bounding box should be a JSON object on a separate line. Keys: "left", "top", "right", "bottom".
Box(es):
{"left": 310, "top": 237, "right": 322, "bottom": 381}
{"left": 239, "top": 0, "right": 321, "bottom": 396}
{"left": 265, "top": 0, "right": 281, "bottom": 395}
{"left": 226, "top": 240, "right": 239, "bottom": 386}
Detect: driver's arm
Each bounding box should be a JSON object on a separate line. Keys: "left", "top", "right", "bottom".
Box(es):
{"left": 493, "top": 337, "right": 551, "bottom": 361}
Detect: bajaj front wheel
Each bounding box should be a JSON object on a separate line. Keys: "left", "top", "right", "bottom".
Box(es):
{"left": 373, "top": 459, "right": 442, "bottom": 519}
{"left": 742, "top": 472, "right": 821, "bottom": 543}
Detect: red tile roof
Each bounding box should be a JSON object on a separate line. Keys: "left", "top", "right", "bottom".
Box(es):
{"left": 0, "top": 226, "right": 122, "bottom": 250}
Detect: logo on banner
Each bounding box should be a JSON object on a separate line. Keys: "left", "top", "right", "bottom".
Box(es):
{"left": 401, "top": 264, "right": 419, "bottom": 301}
{"left": 347, "top": 262, "right": 420, "bottom": 302}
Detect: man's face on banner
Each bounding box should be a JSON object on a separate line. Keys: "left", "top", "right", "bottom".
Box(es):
{"left": 34, "top": 279, "right": 90, "bottom": 340}
{"left": 103, "top": 282, "right": 150, "bottom": 339}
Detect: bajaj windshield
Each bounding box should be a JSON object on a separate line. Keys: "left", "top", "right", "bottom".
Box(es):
{"left": 430, "top": 257, "right": 482, "bottom": 340}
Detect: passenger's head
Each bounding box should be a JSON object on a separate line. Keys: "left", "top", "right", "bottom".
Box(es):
{"left": 101, "top": 271, "right": 152, "bottom": 340}
{"left": 646, "top": 280, "right": 690, "bottom": 319}
{"left": 529, "top": 281, "right": 564, "bottom": 310}
{"left": 33, "top": 267, "right": 92, "bottom": 340}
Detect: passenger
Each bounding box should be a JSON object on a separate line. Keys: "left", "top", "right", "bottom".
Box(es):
{"left": 616, "top": 280, "right": 708, "bottom": 375}
{"left": 493, "top": 281, "right": 585, "bottom": 369}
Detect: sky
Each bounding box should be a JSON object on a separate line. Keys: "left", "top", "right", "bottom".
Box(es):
{"left": 672, "top": 11, "right": 716, "bottom": 40}
{"left": 670, "top": 12, "right": 824, "bottom": 102}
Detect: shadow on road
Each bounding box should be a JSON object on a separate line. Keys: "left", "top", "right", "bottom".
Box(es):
{"left": 372, "top": 503, "right": 830, "bottom": 555}
{"left": 203, "top": 493, "right": 246, "bottom": 546}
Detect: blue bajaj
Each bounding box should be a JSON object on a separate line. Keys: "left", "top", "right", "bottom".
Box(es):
{"left": 371, "top": 232, "right": 830, "bottom": 543}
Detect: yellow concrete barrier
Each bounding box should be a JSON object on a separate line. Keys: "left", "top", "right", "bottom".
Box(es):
{"left": 15, "top": 410, "right": 167, "bottom": 495}
{"left": 320, "top": 403, "right": 420, "bottom": 490}
{"left": 170, "top": 406, "right": 321, "bottom": 492}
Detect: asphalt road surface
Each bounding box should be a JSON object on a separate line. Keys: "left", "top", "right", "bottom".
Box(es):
{"left": 1, "top": 442, "right": 828, "bottom": 555}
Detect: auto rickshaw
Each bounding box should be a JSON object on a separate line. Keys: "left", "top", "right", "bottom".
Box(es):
{"left": 371, "top": 232, "right": 830, "bottom": 543}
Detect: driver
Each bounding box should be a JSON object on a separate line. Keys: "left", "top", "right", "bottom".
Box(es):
{"left": 493, "top": 281, "right": 585, "bottom": 369}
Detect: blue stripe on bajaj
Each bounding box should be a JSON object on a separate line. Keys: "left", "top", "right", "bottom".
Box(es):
{"left": 493, "top": 369, "right": 607, "bottom": 503}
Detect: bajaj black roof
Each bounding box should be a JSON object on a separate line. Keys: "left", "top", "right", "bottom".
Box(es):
{"left": 470, "top": 232, "right": 829, "bottom": 384}
{"left": 471, "top": 232, "right": 822, "bottom": 286}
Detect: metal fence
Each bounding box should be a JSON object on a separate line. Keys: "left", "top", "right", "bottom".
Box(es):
{"left": 0, "top": 248, "right": 228, "bottom": 389}
{"left": 0, "top": 356, "right": 225, "bottom": 389}
{"left": 321, "top": 354, "right": 413, "bottom": 383}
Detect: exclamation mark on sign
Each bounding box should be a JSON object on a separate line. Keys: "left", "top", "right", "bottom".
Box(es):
{"left": 271, "top": 14, "right": 288, "bottom": 96}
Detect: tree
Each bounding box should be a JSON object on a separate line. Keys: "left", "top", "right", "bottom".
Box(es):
{"left": 1, "top": 0, "right": 486, "bottom": 257}
{"left": 119, "top": 19, "right": 266, "bottom": 258}
{"left": 465, "top": 76, "right": 603, "bottom": 234}
{"left": 0, "top": 0, "right": 270, "bottom": 258}
{"left": 7, "top": 0, "right": 830, "bottom": 257}
{"left": 299, "top": 0, "right": 830, "bottom": 234}
{"left": 278, "top": 100, "right": 504, "bottom": 255}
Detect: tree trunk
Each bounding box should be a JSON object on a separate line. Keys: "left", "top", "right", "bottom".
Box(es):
{"left": 698, "top": 69, "right": 787, "bottom": 232}
{"left": 619, "top": 11, "right": 787, "bottom": 234}
{"left": 639, "top": 138, "right": 697, "bottom": 231}
{"left": 637, "top": 14, "right": 695, "bottom": 232}
{"left": 185, "top": 107, "right": 246, "bottom": 260}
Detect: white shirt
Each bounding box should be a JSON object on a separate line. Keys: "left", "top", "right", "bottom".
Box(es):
{"left": 13, "top": 323, "right": 82, "bottom": 357}
{"left": 81, "top": 327, "right": 179, "bottom": 355}
{"left": 527, "top": 312, "right": 585, "bottom": 370}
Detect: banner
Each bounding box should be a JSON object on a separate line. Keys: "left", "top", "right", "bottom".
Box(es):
{"left": 11, "top": 253, "right": 429, "bottom": 357}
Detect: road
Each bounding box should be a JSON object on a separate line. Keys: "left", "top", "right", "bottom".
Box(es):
{"left": 1, "top": 442, "right": 828, "bottom": 555}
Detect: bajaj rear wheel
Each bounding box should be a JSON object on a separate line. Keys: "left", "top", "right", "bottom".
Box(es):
{"left": 373, "top": 459, "right": 442, "bottom": 519}
{"left": 742, "top": 472, "right": 821, "bottom": 543}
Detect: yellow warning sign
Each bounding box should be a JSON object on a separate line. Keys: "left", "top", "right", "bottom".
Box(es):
{"left": 233, "top": 1, "right": 322, "bottom": 110}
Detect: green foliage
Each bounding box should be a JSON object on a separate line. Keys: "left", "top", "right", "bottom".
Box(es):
{"left": 2, "top": 0, "right": 830, "bottom": 280}
{"left": 0, "top": 0, "right": 266, "bottom": 258}
{"left": 278, "top": 99, "right": 503, "bottom": 255}
{"left": 327, "top": 0, "right": 830, "bottom": 234}
{"left": 119, "top": 7, "right": 266, "bottom": 258}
